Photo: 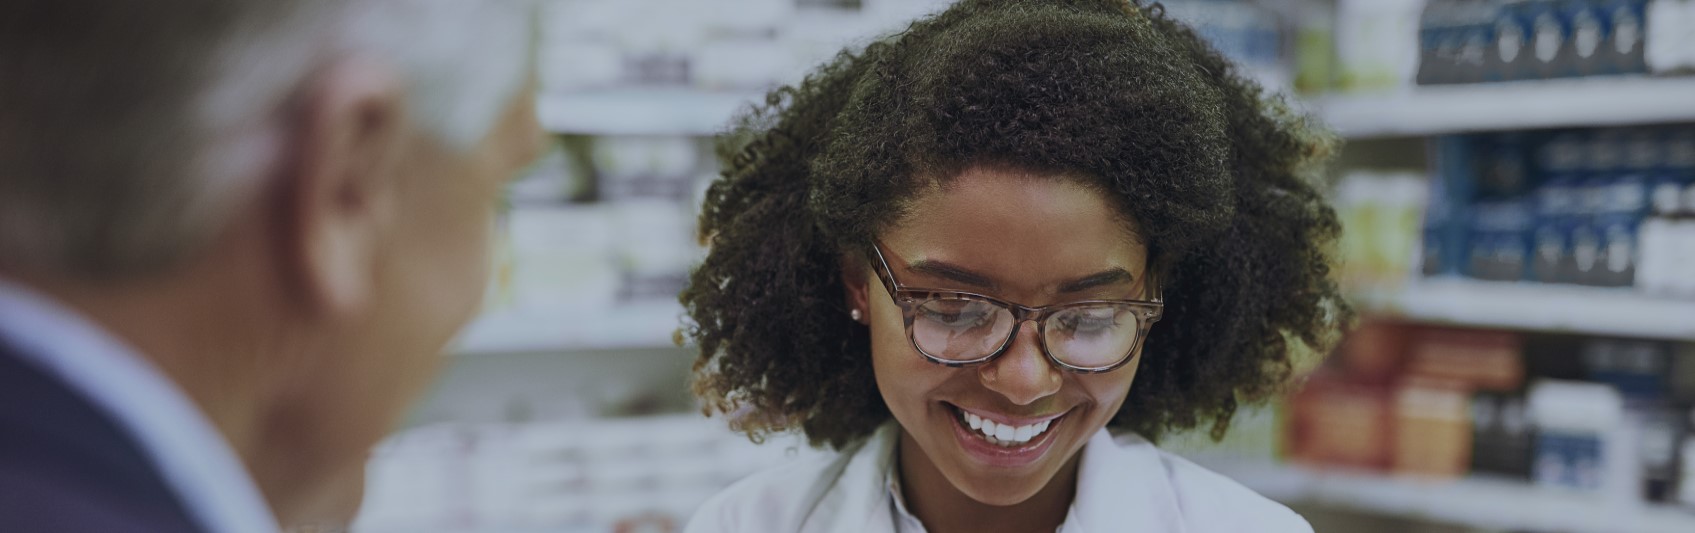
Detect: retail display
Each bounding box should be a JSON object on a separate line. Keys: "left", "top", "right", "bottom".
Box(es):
{"left": 1283, "top": 324, "right": 1695, "bottom": 507}
{"left": 1416, "top": 0, "right": 1695, "bottom": 84}
{"left": 1421, "top": 124, "right": 1695, "bottom": 294}
{"left": 356, "top": 416, "right": 823, "bottom": 533}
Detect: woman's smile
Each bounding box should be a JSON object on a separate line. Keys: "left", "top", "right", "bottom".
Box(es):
{"left": 944, "top": 402, "right": 1072, "bottom": 467}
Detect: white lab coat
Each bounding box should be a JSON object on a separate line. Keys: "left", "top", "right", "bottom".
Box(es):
{"left": 685, "top": 422, "right": 1311, "bottom": 533}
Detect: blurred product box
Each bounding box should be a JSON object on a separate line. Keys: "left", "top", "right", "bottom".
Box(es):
{"left": 1338, "top": 0, "right": 1425, "bottom": 91}
{"left": 1424, "top": 125, "right": 1695, "bottom": 290}
{"left": 1530, "top": 132, "right": 1587, "bottom": 283}
{"left": 1637, "top": 406, "right": 1688, "bottom": 501}
{"left": 1683, "top": 422, "right": 1695, "bottom": 506}
{"left": 1471, "top": 392, "right": 1536, "bottom": 478}
{"left": 1468, "top": 198, "right": 1538, "bottom": 280}
{"left": 1287, "top": 370, "right": 1396, "bottom": 470}
{"left": 1582, "top": 338, "right": 1675, "bottom": 405}
{"left": 1417, "top": 0, "right": 1495, "bottom": 85}
{"left": 1647, "top": 0, "right": 1695, "bottom": 73}
{"left": 1638, "top": 128, "right": 1695, "bottom": 296}
{"left": 1336, "top": 172, "right": 1430, "bottom": 293}
{"left": 1417, "top": 0, "right": 1669, "bottom": 84}
{"left": 1335, "top": 321, "right": 1419, "bottom": 384}
{"left": 1674, "top": 343, "right": 1695, "bottom": 403}
{"left": 1393, "top": 380, "right": 1475, "bottom": 477}
{"left": 1529, "top": 380, "right": 1624, "bottom": 492}
{"left": 1407, "top": 327, "right": 1527, "bottom": 391}
{"left": 1293, "top": 0, "right": 1337, "bottom": 94}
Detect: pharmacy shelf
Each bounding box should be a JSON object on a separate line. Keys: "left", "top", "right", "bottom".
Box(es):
{"left": 451, "top": 302, "right": 684, "bottom": 355}
{"left": 1358, "top": 278, "right": 1695, "bottom": 341}
{"left": 538, "top": 88, "right": 767, "bottom": 136}
{"left": 1203, "top": 461, "right": 1695, "bottom": 533}
{"left": 541, "top": 77, "right": 1695, "bottom": 138}
{"left": 1313, "top": 76, "right": 1695, "bottom": 139}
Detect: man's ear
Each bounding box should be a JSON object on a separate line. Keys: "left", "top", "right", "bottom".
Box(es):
{"left": 841, "top": 254, "right": 872, "bottom": 323}
{"left": 278, "top": 57, "right": 408, "bottom": 317}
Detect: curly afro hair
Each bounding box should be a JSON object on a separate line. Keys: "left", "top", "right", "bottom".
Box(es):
{"left": 681, "top": 0, "right": 1351, "bottom": 450}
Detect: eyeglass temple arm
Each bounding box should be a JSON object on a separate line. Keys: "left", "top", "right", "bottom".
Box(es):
{"left": 867, "top": 243, "right": 902, "bottom": 298}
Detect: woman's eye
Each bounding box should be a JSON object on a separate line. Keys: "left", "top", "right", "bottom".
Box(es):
{"left": 921, "top": 310, "right": 988, "bottom": 327}
{"left": 1057, "top": 310, "right": 1120, "bottom": 334}
{"left": 919, "top": 302, "right": 994, "bottom": 328}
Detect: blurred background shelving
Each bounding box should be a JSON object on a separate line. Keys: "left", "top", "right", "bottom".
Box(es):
{"left": 1312, "top": 76, "right": 1695, "bottom": 139}
{"left": 1202, "top": 460, "right": 1695, "bottom": 533}
{"left": 351, "top": 0, "right": 1695, "bottom": 532}
{"left": 537, "top": 89, "right": 765, "bottom": 137}
{"left": 1354, "top": 279, "right": 1695, "bottom": 341}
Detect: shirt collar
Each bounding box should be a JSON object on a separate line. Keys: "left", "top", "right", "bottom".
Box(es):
{"left": 884, "top": 450, "right": 927, "bottom": 533}
{"left": 1070, "top": 428, "right": 1187, "bottom": 533}
{"left": 0, "top": 278, "right": 280, "bottom": 533}
{"left": 880, "top": 427, "right": 1082, "bottom": 533}
{"left": 871, "top": 424, "right": 1188, "bottom": 533}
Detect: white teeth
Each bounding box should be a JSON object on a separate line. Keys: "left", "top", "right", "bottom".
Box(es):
{"left": 956, "top": 407, "right": 1059, "bottom": 447}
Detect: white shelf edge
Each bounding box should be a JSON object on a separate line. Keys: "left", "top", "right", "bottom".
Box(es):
{"left": 540, "top": 77, "right": 1695, "bottom": 139}
{"left": 1200, "top": 460, "right": 1695, "bottom": 533}
{"left": 450, "top": 302, "right": 687, "bottom": 355}
{"left": 537, "top": 88, "right": 767, "bottom": 136}
{"left": 1359, "top": 279, "right": 1695, "bottom": 341}
{"left": 1313, "top": 76, "right": 1695, "bottom": 139}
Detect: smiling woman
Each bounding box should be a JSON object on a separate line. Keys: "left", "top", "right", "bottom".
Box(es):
{"left": 679, "top": 1, "right": 1349, "bottom": 532}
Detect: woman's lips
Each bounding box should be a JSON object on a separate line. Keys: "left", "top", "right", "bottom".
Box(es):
{"left": 944, "top": 403, "right": 1069, "bottom": 467}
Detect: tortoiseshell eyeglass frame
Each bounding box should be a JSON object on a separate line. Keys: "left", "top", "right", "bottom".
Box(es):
{"left": 865, "top": 241, "right": 1164, "bottom": 374}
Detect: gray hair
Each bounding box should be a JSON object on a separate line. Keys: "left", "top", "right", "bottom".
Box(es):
{"left": 0, "top": 0, "right": 534, "bottom": 278}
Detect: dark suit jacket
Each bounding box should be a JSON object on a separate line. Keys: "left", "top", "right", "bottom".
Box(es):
{"left": 0, "top": 340, "right": 204, "bottom": 533}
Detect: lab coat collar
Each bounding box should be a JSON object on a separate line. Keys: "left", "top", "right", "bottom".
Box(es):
{"left": 801, "top": 423, "right": 1186, "bottom": 533}
{"left": 1071, "top": 429, "right": 1189, "bottom": 533}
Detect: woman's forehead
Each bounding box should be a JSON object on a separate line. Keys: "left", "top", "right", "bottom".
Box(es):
{"left": 881, "top": 167, "right": 1148, "bottom": 292}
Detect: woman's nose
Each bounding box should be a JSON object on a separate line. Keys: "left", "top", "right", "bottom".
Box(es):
{"left": 978, "top": 321, "right": 1062, "bottom": 406}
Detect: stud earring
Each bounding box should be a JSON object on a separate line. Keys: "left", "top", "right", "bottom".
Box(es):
{"left": 850, "top": 309, "right": 864, "bottom": 322}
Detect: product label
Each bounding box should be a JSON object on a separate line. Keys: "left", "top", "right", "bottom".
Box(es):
{"left": 1573, "top": 9, "right": 1604, "bottom": 59}
{"left": 1498, "top": 19, "right": 1525, "bottom": 63}
{"left": 1535, "top": 431, "right": 1604, "bottom": 491}
{"left": 1612, "top": 6, "right": 1640, "bottom": 55}
{"left": 1535, "top": 12, "right": 1565, "bottom": 63}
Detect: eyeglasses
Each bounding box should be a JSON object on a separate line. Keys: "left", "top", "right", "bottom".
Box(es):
{"left": 866, "top": 241, "right": 1163, "bottom": 373}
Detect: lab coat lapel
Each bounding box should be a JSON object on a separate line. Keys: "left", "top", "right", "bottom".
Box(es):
{"left": 799, "top": 423, "right": 901, "bottom": 533}
{"left": 1066, "top": 429, "right": 1188, "bottom": 533}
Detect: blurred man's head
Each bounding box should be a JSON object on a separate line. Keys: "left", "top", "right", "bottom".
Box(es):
{"left": 0, "top": 0, "right": 543, "bottom": 525}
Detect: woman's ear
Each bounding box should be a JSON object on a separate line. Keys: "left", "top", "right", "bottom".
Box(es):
{"left": 841, "top": 255, "right": 872, "bottom": 323}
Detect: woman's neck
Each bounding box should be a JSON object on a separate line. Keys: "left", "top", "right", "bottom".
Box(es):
{"left": 895, "top": 430, "right": 1079, "bottom": 533}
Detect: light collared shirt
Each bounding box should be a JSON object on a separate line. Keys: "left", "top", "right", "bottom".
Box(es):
{"left": 0, "top": 279, "right": 280, "bottom": 533}
{"left": 686, "top": 421, "right": 1312, "bottom": 533}
{"left": 885, "top": 453, "right": 1072, "bottom": 533}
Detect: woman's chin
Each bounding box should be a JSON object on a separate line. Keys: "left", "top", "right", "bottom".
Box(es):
{"left": 956, "top": 481, "right": 1049, "bottom": 507}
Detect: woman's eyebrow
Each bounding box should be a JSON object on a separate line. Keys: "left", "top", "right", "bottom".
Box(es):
{"left": 1057, "top": 269, "right": 1135, "bottom": 293}
{"left": 906, "top": 260, "right": 1136, "bottom": 294}
{"left": 907, "top": 260, "right": 998, "bottom": 290}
